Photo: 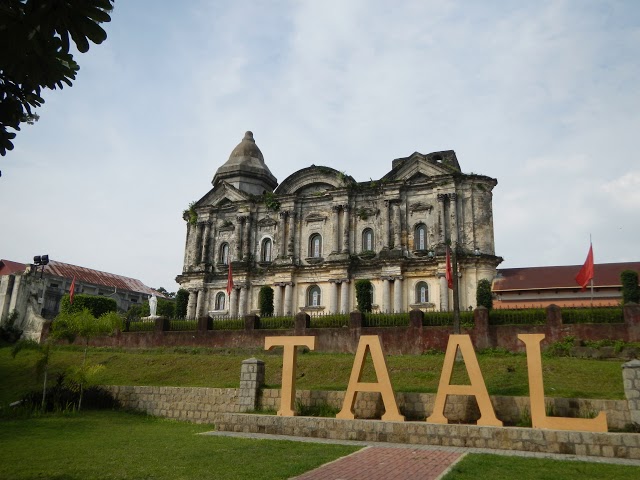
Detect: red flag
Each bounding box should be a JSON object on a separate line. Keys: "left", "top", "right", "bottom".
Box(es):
{"left": 69, "top": 276, "right": 76, "bottom": 304}
{"left": 226, "top": 262, "right": 234, "bottom": 296}
{"left": 445, "top": 246, "right": 453, "bottom": 289}
{"left": 575, "top": 244, "right": 594, "bottom": 291}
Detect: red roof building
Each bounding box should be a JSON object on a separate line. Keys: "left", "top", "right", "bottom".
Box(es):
{"left": 493, "top": 262, "right": 640, "bottom": 308}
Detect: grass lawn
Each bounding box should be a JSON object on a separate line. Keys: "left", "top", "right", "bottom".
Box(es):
{"left": 0, "top": 410, "right": 360, "bottom": 480}
{"left": 0, "top": 345, "right": 626, "bottom": 406}
{"left": 443, "top": 453, "right": 640, "bottom": 479}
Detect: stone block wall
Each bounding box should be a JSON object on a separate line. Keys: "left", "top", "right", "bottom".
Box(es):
{"left": 103, "top": 385, "right": 632, "bottom": 431}
{"left": 213, "top": 413, "right": 640, "bottom": 460}
{"left": 623, "top": 359, "right": 640, "bottom": 425}
{"left": 104, "top": 386, "right": 240, "bottom": 423}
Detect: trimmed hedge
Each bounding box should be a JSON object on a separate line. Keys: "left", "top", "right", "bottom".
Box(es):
{"left": 60, "top": 294, "right": 117, "bottom": 318}
{"left": 621, "top": 270, "right": 639, "bottom": 304}
{"left": 259, "top": 286, "right": 274, "bottom": 316}
{"left": 175, "top": 289, "right": 189, "bottom": 319}
{"left": 476, "top": 279, "right": 493, "bottom": 310}
{"left": 355, "top": 279, "right": 373, "bottom": 313}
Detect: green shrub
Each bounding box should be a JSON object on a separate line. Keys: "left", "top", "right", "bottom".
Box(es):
{"left": 175, "top": 289, "right": 189, "bottom": 318}
{"left": 561, "top": 307, "right": 623, "bottom": 324}
{"left": 476, "top": 278, "right": 493, "bottom": 310}
{"left": 621, "top": 270, "right": 640, "bottom": 304}
{"left": 489, "top": 308, "right": 546, "bottom": 325}
{"left": 355, "top": 279, "right": 373, "bottom": 313}
{"left": 60, "top": 294, "right": 117, "bottom": 318}
{"left": 259, "top": 286, "right": 274, "bottom": 316}
{"left": 0, "top": 310, "right": 22, "bottom": 344}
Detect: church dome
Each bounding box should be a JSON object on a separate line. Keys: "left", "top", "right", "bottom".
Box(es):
{"left": 212, "top": 131, "right": 278, "bottom": 194}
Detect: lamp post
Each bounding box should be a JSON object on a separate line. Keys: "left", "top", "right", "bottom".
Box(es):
{"left": 33, "top": 255, "right": 49, "bottom": 278}
{"left": 451, "top": 244, "right": 461, "bottom": 334}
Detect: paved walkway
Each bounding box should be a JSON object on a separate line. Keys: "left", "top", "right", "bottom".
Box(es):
{"left": 203, "top": 430, "right": 640, "bottom": 479}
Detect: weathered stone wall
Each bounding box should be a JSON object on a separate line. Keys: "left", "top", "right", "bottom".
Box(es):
{"left": 213, "top": 413, "right": 640, "bottom": 460}
{"left": 103, "top": 385, "right": 632, "bottom": 430}
{"left": 623, "top": 359, "right": 640, "bottom": 425}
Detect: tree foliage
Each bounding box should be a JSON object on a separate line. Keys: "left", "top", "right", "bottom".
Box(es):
{"left": 60, "top": 293, "right": 117, "bottom": 318}
{"left": 259, "top": 286, "right": 274, "bottom": 316}
{"left": 355, "top": 279, "right": 373, "bottom": 313}
{"left": 0, "top": 0, "right": 114, "bottom": 159}
{"left": 476, "top": 278, "right": 493, "bottom": 310}
{"left": 621, "top": 270, "right": 640, "bottom": 304}
{"left": 175, "top": 289, "right": 189, "bottom": 319}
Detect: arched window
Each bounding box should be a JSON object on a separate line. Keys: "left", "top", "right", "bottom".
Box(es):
{"left": 414, "top": 224, "right": 427, "bottom": 251}
{"left": 309, "top": 234, "right": 322, "bottom": 258}
{"left": 219, "top": 243, "right": 230, "bottom": 265}
{"left": 362, "top": 228, "right": 374, "bottom": 252}
{"left": 261, "top": 238, "right": 272, "bottom": 262}
{"left": 215, "top": 292, "right": 226, "bottom": 310}
{"left": 307, "top": 285, "right": 321, "bottom": 306}
{"left": 415, "top": 282, "right": 429, "bottom": 303}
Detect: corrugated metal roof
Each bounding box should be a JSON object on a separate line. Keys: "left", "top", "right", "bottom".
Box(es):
{"left": 43, "top": 260, "right": 160, "bottom": 297}
{"left": 493, "top": 262, "right": 640, "bottom": 292}
{"left": 0, "top": 259, "right": 27, "bottom": 276}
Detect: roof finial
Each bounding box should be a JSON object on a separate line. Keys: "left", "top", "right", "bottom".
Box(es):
{"left": 244, "top": 131, "right": 254, "bottom": 142}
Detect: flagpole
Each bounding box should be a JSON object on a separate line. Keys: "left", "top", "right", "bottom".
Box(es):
{"left": 589, "top": 234, "right": 593, "bottom": 307}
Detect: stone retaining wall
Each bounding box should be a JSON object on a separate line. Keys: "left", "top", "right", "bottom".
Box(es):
{"left": 104, "top": 385, "right": 631, "bottom": 430}
{"left": 213, "top": 413, "right": 640, "bottom": 460}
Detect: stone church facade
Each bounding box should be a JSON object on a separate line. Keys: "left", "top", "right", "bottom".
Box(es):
{"left": 176, "top": 132, "right": 501, "bottom": 319}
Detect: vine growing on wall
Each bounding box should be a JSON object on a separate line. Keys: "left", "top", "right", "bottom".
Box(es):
{"left": 263, "top": 192, "right": 281, "bottom": 212}
{"left": 183, "top": 201, "right": 197, "bottom": 225}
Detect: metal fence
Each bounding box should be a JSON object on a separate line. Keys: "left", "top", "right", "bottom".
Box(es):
{"left": 127, "top": 319, "right": 155, "bottom": 332}
{"left": 210, "top": 316, "right": 244, "bottom": 330}
{"left": 489, "top": 308, "right": 546, "bottom": 325}
{"left": 258, "top": 316, "right": 295, "bottom": 329}
{"left": 309, "top": 313, "right": 351, "bottom": 328}
{"left": 363, "top": 313, "right": 410, "bottom": 327}
{"left": 561, "top": 306, "right": 624, "bottom": 324}
{"left": 422, "top": 311, "right": 474, "bottom": 327}
{"left": 168, "top": 319, "right": 198, "bottom": 331}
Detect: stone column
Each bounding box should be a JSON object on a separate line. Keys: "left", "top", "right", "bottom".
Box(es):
{"left": 393, "top": 276, "right": 403, "bottom": 313}
{"left": 382, "top": 200, "right": 390, "bottom": 249}
{"left": 200, "top": 222, "right": 211, "bottom": 264}
{"left": 278, "top": 212, "right": 287, "bottom": 258}
{"left": 284, "top": 282, "right": 293, "bottom": 316}
{"left": 392, "top": 202, "right": 401, "bottom": 250}
{"left": 238, "top": 358, "right": 265, "bottom": 412}
{"left": 187, "top": 290, "right": 197, "bottom": 319}
{"left": 437, "top": 194, "right": 446, "bottom": 244}
{"left": 341, "top": 205, "right": 350, "bottom": 253}
{"left": 183, "top": 223, "right": 194, "bottom": 268}
{"left": 623, "top": 360, "right": 640, "bottom": 425}
{"left": 273, "top": 283, "right": 282, "bottom": 316}
{"left": 287, "top": 212, "right": 296, "bottom": 256}
{"left": 439, "top": 274, "right": 449, "bottom": 311}
{"left": 194, "top": 223, "right": 204, "bottom": 264}
{"left": 329, "top": 281, "right": 339, "bottom": 314}
{"left": 449, "top": 192, "right": 458, "bottom": 244}
{"left": 340, "top": 280, "right": 350, "bottom": 313}
{"left": 242, "top": 215, "right": 252, "bottom": 260}
{"left": 332, "top": 205, "right": 341, "bottom": 253}
{"left": 235, "top": 215, "right": 246, "bottom": 260}
{"left": 238, "top": 287, "right": 247, "bottom": 317}
{"left": 195, "top": 288, "right": 205, "bottom": 318}
{"left": 382, "top": 278, "right": 391, "bottom": 313}
{"left": 229, "top": 288, "right": 238, "bottom": 317}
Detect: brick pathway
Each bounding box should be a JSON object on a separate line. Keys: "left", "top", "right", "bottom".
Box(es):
{"left": 292, "top": 446, "right": 464, "bottom": 480}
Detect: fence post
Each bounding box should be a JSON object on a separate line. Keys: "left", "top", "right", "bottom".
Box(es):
{"left": 244, "top": 314, "right": 260, "bottom": 331}
{"left": 197, "top": 316, "right": 210, "bottom": 332}
{"left": 624, "top": 302, "right": 640, "bottom": 342}
{"left": 545, "top": 304, "right": 562, "bottom": 343}
{"left": 409, "top": 309, "right": 423, "bottom": 330}
{"left": 238, "top": 357, "right": 265, "bottom": 412}
{"left": 295, "top": 312, "right": 310, "bottom": 335}
{"left": 622, "top": 359, "right": 640, "bottom": 426}
{"left": 473, "top": 306, "right": 490, "bottom": 350}
{"left": 350, "top": 311, "right": 363, "bottom": 329}
{"left": 154, "top": 316, "right": 169, "bottom": 332}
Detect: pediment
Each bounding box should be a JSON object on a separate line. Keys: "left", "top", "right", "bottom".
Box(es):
{"left": 195, "top": 181, "right": 251, "bottom": 209}
{"left": 257, "top": 216, "right": 278, "bottom": 228}
{"left": 305, "top": 212, "right": 327, "bottom": 224}
{"left": 383, "top": 151, "right": 460, "bottom": 182}
{"left": 409, "top": 201, "right": 433, "bottom": 214}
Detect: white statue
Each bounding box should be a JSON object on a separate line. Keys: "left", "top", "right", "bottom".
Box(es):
{"left": 149, "top": 294, "right": 158, "bottom": 317}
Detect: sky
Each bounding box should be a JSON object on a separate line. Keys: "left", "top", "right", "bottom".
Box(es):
{"left": 1, "top": 1, "right": 639, "bottom": 292}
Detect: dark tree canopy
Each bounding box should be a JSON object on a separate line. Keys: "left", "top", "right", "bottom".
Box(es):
{"left": 0, "top": 0, "right": 114, "bottom": 163}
